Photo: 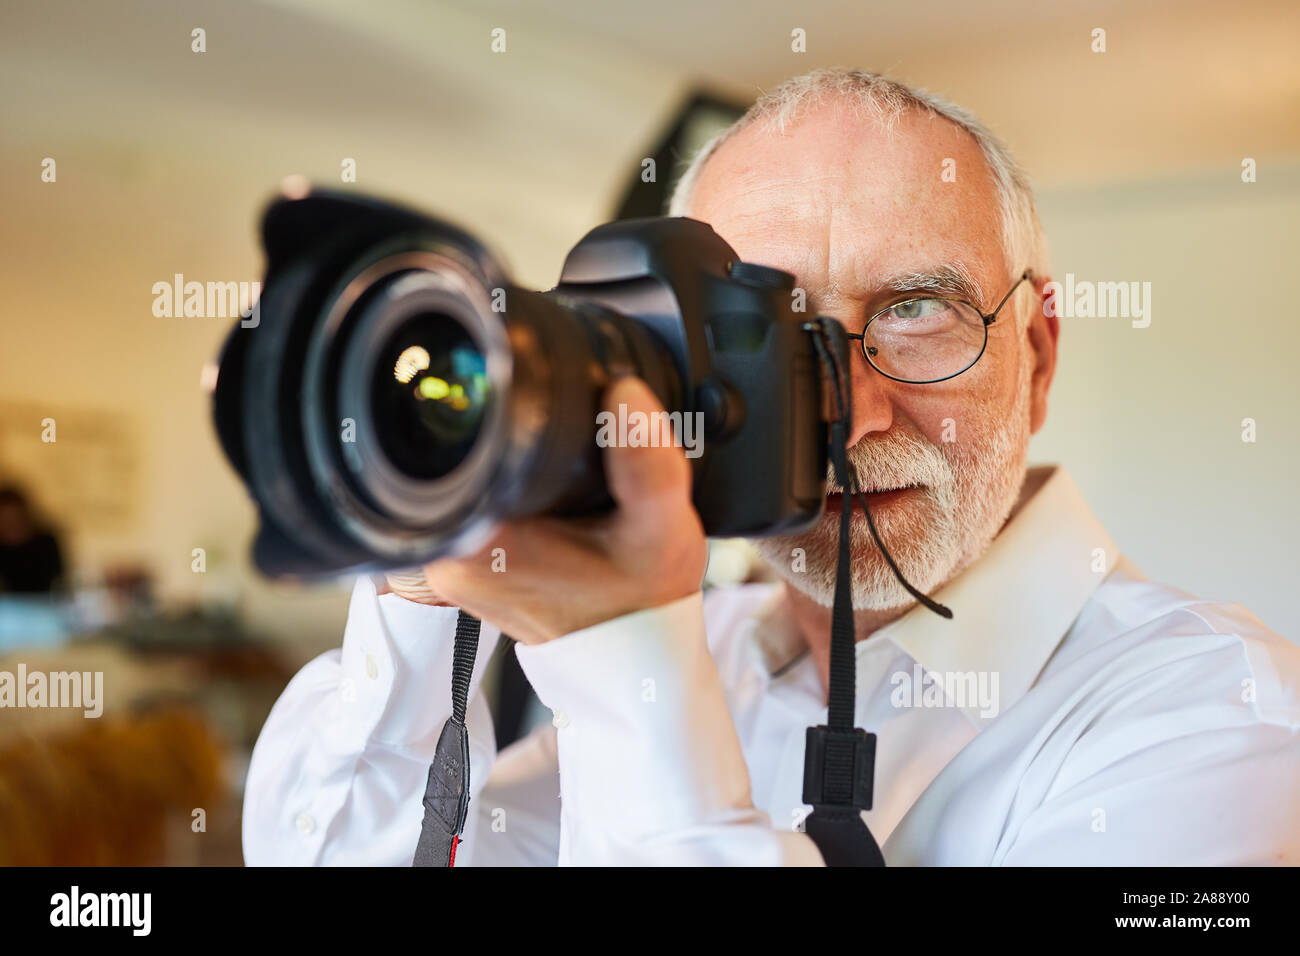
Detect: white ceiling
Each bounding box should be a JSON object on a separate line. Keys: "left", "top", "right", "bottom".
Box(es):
{"left": 1, "top": 0, "right": 1297, "bottom": 281}
{"left": 4, "top": 0, "right": 1298, "bottom": 184}
{"left": 272, "top": 0, "right": 1300, "bottom": 184}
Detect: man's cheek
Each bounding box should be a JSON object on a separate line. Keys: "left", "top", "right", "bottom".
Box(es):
{"left": 907, "top": 411, "right": 972, "bottom": 454}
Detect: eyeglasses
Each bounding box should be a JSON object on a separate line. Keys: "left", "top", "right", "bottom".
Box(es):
{"left": 846, "top": 270, "right": 1034, "bottom": 384}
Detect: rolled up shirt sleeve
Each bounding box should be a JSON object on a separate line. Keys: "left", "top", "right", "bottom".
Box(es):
{"left": 513, "top": 591, "right": 824, "bottom": 865}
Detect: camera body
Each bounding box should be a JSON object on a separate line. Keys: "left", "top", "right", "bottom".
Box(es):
{"left": 213, "top": 191, "right": 827, "bottom": 578}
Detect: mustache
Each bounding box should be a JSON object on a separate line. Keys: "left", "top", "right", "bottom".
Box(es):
{"left": 824, "top": 429, "right": 953, "bottom": 494}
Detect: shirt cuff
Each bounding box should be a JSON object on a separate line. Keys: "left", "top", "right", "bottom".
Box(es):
{"left": 334, "top": 575, "right": 498, "bottom": 751}
{"left": 513, "top": 591, "right": 758, "bottom": 842}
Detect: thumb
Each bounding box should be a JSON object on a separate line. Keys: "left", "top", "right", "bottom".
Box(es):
{"left": 600, "top": 376, "right": 694, "bottom": 515}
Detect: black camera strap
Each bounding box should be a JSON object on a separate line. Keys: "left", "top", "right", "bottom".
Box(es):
{"left": 413, "top": 318, "right": 952, "bottom": 867}
{"left": 801, "top": 318, "right": 952, "bottom": 867}
{"left": 413, "top": 609, "right": 480, "bottom": 867}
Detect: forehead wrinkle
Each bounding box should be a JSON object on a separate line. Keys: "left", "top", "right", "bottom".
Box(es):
{"left": 699, "top": 166, "right": 842, "bottom": 216}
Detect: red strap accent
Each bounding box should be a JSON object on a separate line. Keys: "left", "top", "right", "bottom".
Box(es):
{"left": 448, "top": 834, "right": 460, "bottom": 867}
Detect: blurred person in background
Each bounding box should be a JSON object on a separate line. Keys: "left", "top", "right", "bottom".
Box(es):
{"left": 0, "top": 484, "right": 64, "bottom": 595}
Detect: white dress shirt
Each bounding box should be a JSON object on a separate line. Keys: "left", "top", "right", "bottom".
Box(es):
{"left": 242, "top": 466, "right": 1300, "bottom": 865}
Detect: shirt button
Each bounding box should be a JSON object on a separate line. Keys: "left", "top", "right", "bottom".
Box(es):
{"left": 551, "top": 710, "right": 570, "bottom": 729}
{"left": 365, "top": 654, "right": 378, "bottom": 680}
{"left": 295, "top": 812, "right": 316, "bottom": 836}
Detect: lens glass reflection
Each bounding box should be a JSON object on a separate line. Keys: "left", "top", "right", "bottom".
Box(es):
{"left": 371, "top": 313, "right": 490, "bottom": 480}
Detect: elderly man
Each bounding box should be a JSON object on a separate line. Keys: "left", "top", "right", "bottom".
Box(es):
{"left": 242, "top": 68, "right": 1300, "bottom": 866}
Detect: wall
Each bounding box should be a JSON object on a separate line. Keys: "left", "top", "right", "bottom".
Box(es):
{"left": 1031, "top": 165, "right": 1300, "bottom": 638}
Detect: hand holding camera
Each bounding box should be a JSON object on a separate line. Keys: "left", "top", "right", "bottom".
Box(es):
{"left": 388, "top": 375, "right": 705, "bottom": 643}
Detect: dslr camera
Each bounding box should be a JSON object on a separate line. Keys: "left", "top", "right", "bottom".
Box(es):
{"left": 213, "top": 190, "right": 833, "bottom": 577}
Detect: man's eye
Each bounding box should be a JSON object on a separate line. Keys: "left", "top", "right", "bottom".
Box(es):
{"left": 888, "top": 298, "right": 949, "bottom": 321}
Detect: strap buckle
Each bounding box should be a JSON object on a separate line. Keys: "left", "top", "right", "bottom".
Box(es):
{"left": 801, "top": 725, "right": 876, "bottom": 811}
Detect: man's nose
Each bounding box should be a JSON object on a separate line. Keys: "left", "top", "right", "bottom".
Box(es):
{"left": 845, "top": 352, "right": 894, "bottom": 447}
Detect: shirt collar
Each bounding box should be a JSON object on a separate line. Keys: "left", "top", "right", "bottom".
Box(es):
{"left": 748, "top": 465, "right": 1118, "bottom": 725}
{"left": 881, "top": 464, "right": 1118, "bottom": 725}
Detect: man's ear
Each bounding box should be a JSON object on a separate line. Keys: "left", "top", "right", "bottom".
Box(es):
{"left": 1026, "top": 274, "right": 1060, "bottom": 435}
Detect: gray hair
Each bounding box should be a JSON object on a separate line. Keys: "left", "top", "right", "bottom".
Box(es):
{"left": 667, "top": 69, "right": 1049, "bottom": 305}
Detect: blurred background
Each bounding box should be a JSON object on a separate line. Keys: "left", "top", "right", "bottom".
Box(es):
{"left": 1, "top": 0, "right": 1297, "bottom": 864}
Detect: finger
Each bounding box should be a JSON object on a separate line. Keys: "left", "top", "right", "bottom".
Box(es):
{"left": 600, "top": 376, "right": 693, "bottom": 515}
{"left": 384, "top": 567, "right": 452, "bottom": 606}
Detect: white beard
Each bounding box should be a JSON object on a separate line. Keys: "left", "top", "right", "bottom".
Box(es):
{"left": 753, "top": 359, "right": 1033, "bottom": 611}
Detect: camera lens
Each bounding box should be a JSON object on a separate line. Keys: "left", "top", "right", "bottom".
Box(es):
{"left": 371, "top": 313, "right": 491, "bottom": 480}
